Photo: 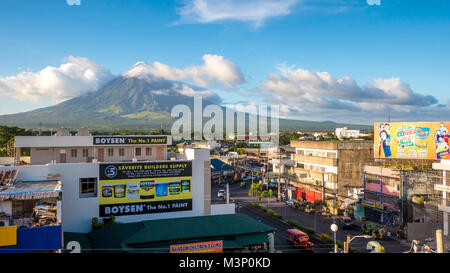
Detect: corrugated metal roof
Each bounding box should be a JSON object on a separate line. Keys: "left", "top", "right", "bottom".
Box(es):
{"left": 0, "top": 181, "right": 61, "bottom": 200}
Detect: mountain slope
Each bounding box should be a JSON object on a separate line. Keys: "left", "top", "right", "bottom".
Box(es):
{"left": 0, "top": 76, "right": 371, "bottom": 132}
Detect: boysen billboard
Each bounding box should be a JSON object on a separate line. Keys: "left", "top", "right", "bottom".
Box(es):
{"left": 93, "top": 136, "right": 167, "bottom": 145}
{"left": 374, "top": 122, "right": 450, "bottom": 160}
{"left": 99, "top": 161, "right": 192, "bottom": 217}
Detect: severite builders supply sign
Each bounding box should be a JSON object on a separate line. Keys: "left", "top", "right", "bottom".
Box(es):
{"left": 99, "top": 161, "right": 192, "bottom": 217}
{"left": 374, "top": 121, "right": 450, "bottom": 160}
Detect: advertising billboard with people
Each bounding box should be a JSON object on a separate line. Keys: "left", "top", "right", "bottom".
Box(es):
{"left": 98, "top": 161, "right": 192, "bottom": 217}
{"left": 374, "top": 122, "right": 450, "bottom": 160}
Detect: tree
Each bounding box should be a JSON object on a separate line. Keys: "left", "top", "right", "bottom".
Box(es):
{"left": 0, "top": 126, "right": 33, "bottom": 156}
{"left": 248, "top": 183, "right": 263, "bottom": 200}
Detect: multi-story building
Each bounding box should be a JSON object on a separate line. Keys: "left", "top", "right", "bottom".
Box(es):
{"left": 335, "top": 127, "right": 369, "bottom": 139}
{"left": 12, "top": 128, "right": 170, "bottom": 165}
{"left": 289, "top": 140, "right": 374, "bottom": 203}
{"left": 360, "top": 165, "right": 444, "bottom": 229}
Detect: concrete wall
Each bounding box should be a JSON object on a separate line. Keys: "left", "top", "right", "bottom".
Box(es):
{"left": 0, "top": 157, "right": 30, "bottom": 165}
{"left": 0, "top": 201, "right": 12, "bottom": 216}
{"left": 407, "top": 222, "right": 435, "bottom": 241}
{"left": 211, "top": 203, "right": 235, "bottom": 215}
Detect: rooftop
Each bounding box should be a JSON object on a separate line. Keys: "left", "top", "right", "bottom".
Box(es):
{"left": 67, "top": 214, "right": 277, "bottom": 253}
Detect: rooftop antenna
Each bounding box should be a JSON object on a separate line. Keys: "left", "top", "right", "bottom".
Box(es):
{"left": 388, "top": 116, "right": 391, "bottom": 123}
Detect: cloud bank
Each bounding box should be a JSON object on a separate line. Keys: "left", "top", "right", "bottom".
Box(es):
{"left": 0, "top": 56, "right": 113, "bottom": 102}
{"left": 258, "top": 66, "right": 447, "bottom": 123}
{"left": 123, "top": 54, "right": 245, "bottom": 89}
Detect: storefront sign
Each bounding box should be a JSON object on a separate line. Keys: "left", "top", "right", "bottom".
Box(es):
{"left": 99, "top": 161, "right": 192, "bottom": 217}
{"left": 434, "top": 184, "right": 450, "bottom": 193}
{"left": 93, "top": 136, "right": 167, "bottom": 145}
{"left": 361, "top": 200, "right": 385, "bottom": 210}
{"left": 170, "top": 240, "right": 223, "bottom": 253}
{"left": 374, "top": 122, "right": 450, "bottom": 160}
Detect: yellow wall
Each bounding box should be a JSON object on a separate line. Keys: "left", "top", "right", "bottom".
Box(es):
{"left": 0, "top": 226, "right": 17, "bottom": 247}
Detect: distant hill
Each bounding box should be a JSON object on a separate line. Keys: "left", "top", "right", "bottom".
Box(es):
{"left": 0, "top": 75, "right": 371, "bottom": 132}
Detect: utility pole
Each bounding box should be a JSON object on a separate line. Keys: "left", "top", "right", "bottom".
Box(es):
{"left": 268, "top": 233, "right": 275, "bottom": 253}
{"left": 436, "top": 229, "right": 444, "bottom": 253}
{"left": 344, "top": 234, "right": 350, "bottom": 253}
{"left": 226, "top": 182, "right": 230, "bottom": 204}
{"left": 278, "top": 150, "right": 282, "bottom": 202}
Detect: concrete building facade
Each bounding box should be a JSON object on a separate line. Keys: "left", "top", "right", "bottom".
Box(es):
{"left": 289, "top": 140, "right": 374, "bottom": 203}
{"left": 14, "top": 135, "right": 171, "bottom": 165}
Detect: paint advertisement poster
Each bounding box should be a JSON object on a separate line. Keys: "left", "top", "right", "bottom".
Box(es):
{"left": 99, "top": 161, "right": 192, "bottom": 217}
{"left": 374, "top": 122, "right": 450, "bottom": 160}
{"left": 93, "top": 136, "right": 167, "bottom": 145}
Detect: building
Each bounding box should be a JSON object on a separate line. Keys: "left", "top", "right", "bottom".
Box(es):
{"left": 288, "top": 140, "right": 374, "bottom": 204}
{"left": 0, "top": 169, "right": 63, "bottom": 252}
{"left": 13, "top": 128, "right": 171, "bottom": 165}
{"left": 359, "top": 165, "right": 446, "bottom": 238}
{"left": 432, "top": 160, "right": 450, "bottom": 237}
{"left": 335, "top": 127, "right": 369, "bottom": 139}
{"left": 64, "top": 214, "right": 276, "bottom": 253}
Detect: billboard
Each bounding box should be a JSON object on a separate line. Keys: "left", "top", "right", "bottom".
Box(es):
{"left": 99, "top": 161, "right": 192, "bottom": 217}
{"left": 93, "top": 136, "right": 167, "bottom": 145}
{"left": 170, "top": 241, "right": 223, "bottom": 253}
{"left": 374, "top": 122, "right": 450, "bottom": 160}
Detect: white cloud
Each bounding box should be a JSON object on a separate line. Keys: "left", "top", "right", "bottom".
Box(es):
{"left": 177, "top": 0, "right": 301, "bottom": 27}
{"left": 123, "top": 54, "right": 245, "bottom": 89}
{"left": 258, "top": 66, "right": 444, "bottom": 123}
{"left": 175, "top": 83, "right": 218, "bottom": 99}
{"left": 0, "top": 56, "right": 113, "bottom": 102}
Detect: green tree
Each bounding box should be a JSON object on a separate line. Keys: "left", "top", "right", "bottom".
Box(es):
{"left": 0, "top": 126, "right": 33, "bottom": 156}
{"left": 248, "top": 183, "right": 263, "bottom": 200}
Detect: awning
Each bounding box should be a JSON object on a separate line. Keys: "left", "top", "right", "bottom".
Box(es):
{"left": 343, "top": 198, "right": 358, "bottom": 206}
{"left": 0, "top": 181, "right": 61, "bottom": 201}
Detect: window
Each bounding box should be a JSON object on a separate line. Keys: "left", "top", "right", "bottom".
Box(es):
{"left": 82, "top": 149, "right": 89, "bottom": 157}
{"left": 146, "top": 147, "right": 152, "bottom": 156}
{"left": 135, "top": 148, "right": 141, "bottom": 156}
{"left": 108, "top": 148, "right": 114, "bottom": 157}
{"left": 327, "top": 152, "right": 337, "bottom": 158}
{"left": 80, "top": 178, "right": 97, "bottom": 198}
{"left": 71, "top": 149, "right": 77, "bottom": 158}
{"left": 119, "top": 148, "right": 125, "bottom": 157}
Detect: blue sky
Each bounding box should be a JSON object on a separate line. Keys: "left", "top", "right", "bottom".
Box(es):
{"left": 0, "top": 0, "right": 449, "bottom": 124}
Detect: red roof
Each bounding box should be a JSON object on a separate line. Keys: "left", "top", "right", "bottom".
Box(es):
{"left": 287, "top": 228, "right": 308, "bottom": 237}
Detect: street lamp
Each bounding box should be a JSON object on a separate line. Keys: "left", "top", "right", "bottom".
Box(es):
{"left": 330, "top": 223, "right": 338, "bottom": 253}
{"left": 344, "top": 234, "right": 372, "bottom": 253}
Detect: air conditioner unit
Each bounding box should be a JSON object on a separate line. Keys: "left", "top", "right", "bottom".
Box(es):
{"left": 0, "top": 219, "right": 10, "bottom": 226}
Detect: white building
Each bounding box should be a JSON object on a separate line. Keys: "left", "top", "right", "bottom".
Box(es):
{"left": 13, "top": 132, "right": 171, "bottom": 165}
{"left": 335, "top": 127, "right": 369, "bottom": 139}
{"left": 1, "top": 133, "right": 235, "bottom": 234}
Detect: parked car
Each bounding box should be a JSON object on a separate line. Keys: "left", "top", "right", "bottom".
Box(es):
{"left": 341, "top": 218, "right": 354, "bottom": 229}
{"left": 285, "top": 200, "right": 295, "bottom": 208}
{"left": 217, "top": 189, "right": 226, "bottom": 198}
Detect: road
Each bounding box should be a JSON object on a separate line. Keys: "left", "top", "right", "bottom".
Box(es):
{"left": 213, "top": 181, "right": 411, "bottom": 253}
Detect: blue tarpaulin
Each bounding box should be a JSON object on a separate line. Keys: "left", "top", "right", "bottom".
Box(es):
{"left": 0, "top": 225, "right": 62, "bottom": 253}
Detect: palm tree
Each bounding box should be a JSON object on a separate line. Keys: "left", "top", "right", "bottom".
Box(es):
{"left": 248, "top": 183, "right": 263, "bottom": 200}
